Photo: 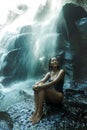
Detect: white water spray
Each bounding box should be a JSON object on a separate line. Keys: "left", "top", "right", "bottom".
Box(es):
{"left": 0, "top": 0, "right": 64, "bottom": 110}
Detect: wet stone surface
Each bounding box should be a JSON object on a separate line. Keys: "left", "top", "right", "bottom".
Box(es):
{"left": 0, "top": 111, "right": 13, "bottom": 130}
{"left": 3, "top": 89, "right": 87, "bottom": 130}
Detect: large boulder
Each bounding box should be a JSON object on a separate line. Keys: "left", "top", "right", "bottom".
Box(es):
{"left": 62, "top": 3, "right": 87, "bottom": 85}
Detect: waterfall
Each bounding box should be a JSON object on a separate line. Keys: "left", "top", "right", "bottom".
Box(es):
{"left": 0, "top": 0, "right": 63, "bottom": 80}
{"left": 0, "top": 0, "right": 64, "bottom": 110}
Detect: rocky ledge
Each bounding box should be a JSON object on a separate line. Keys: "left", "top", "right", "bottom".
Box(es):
{"left": 0, "top": 89, "right": 87, "bottom": 130}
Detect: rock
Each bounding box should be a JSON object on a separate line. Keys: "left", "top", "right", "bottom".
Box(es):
{"left": 62, "top": 3, "right": 87, "bottom": 82}
{"left": 1, "top": 90, "right": 86, "bottom": 130}
{"left": 0, "top": 111, "right": 13, "bottom": 130}
{"left": 64, "top": 88, "right": 87, "bottom": 124}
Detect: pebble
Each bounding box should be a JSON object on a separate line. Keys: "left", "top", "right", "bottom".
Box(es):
{"left": 1, "top": 96, "right": 86, "bottom": 130}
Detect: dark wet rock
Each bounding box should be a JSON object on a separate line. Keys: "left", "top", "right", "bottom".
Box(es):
{"left": 0, "top": 111, "right": 13, "bottom": 130}
{"left": 56, "top": 3, "right": 87, "bottom": 88}
{"left": 61, "top": 3, "right": 87, "bottom": 83}
{"left": 0, "top": 33, "right": 33, "bottom": 81}
{"left": 64, "top": 89, "right": 87, "bottom": 124}
{"left": 63, "top": 3, "right": 87, "bottom": 37}
{"left": 76, "top": 17, "right": 87, "bottom": 33}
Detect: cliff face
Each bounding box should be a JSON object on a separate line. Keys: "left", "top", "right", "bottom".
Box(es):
{"left": 63, "top": 0, "right": 87, "bottom": 11}
{"left": 58, "top": 3, "right": 87, "bottom": 87}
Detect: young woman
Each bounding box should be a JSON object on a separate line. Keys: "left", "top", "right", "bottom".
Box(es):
{"left": 30, "top": 57, "right": 65, "bottom": 124}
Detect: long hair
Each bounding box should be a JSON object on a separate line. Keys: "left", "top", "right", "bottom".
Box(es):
{"left": 49, "top": 56, "right": 61, "bottom": 71}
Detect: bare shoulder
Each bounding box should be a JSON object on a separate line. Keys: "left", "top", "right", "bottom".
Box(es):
{"left": 60, "top": 69, "right": 65, "bottom": 73}
{"left": 43, "top": 72, "right": 50, "bottom": 78}
{"left": 42, "top": 72, "right": 50, "bottom": 82}
{"left": 46, "top": 72, "right": 50, "bottom": 76}
{"left": 59, "top": 69, "right": 65, "bottom": 75}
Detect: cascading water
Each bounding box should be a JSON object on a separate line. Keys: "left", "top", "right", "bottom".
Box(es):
{"left": 0, "top": 0, "right": 64, "bottom": 110}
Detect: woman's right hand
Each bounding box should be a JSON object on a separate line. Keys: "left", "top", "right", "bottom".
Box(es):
{"left": 32, "top": 81, "right": 44, "bottom": 91}
{"left": 32, "top": 85, "right": 37, "bottom": 91}
{"left": 32, "top": 85, "right": 41, "bottom": 91}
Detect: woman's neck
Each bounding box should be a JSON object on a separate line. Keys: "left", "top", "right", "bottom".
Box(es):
{"left": 52, "top": 67, "right": 59, "bottom": 72}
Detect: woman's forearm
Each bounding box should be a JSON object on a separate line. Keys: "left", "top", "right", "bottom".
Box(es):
{"left": 38, "top": 70, "right": 64, "bottom": 89}
{"left": 38, "top": 80, "right": 55, "bottom": 89}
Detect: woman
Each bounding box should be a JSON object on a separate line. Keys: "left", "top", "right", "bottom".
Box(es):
{"left": 30, "top": 57, "right": 65, "bottom": 124}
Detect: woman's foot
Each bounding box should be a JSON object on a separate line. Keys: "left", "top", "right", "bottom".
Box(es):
{"left": 30, "top": 112, "right": 36, "bottom": 121}
{"left": 32, "top": 112, "right": 45, "bottom": 124}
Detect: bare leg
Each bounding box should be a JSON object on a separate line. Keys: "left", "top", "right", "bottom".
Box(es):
{"left": 30, "top": 91, "right": 39, "bottom": 121}
{"left": 31, "top": 88, "right": 64, "bottom": 124}
{"left": 32, "top": 89, "right": 45, "bottom": 124}
{"left": 46, "top": 88, "right": 64, "bottom": 104}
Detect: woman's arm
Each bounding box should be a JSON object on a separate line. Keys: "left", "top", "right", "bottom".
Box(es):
{"left": 37, "top": 69, "right": 65, "bottom": 89}
{"left": 35, "top": 72, "right": 50, "bottom": 85}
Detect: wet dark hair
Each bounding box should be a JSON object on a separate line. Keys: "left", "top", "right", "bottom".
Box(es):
{"left": 49, "top": 56, "right": 61, "bottom": 71}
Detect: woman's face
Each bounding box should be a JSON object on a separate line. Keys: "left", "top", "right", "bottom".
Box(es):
{"left": 50, "top": 57, "right": 59, "bottom": 69}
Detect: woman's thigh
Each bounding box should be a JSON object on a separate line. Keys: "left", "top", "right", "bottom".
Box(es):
{"left": 45, "top": 88, "right": 64, "bottom": 104}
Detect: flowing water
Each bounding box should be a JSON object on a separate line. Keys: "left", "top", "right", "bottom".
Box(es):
{"left": 0, "top": 0, "right": 64, "bottom": 110}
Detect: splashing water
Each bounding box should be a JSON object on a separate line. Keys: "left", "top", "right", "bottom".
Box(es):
{"left": 0, "top": 0, "right": 63, "bottom": 77}
{"left": 0, "top": 0, "right": 64, "bottom": 110}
